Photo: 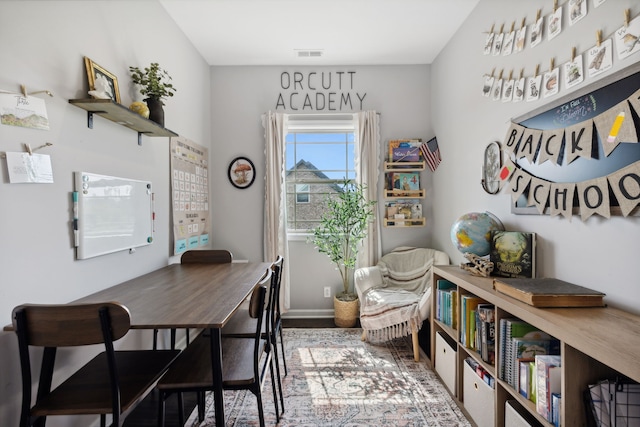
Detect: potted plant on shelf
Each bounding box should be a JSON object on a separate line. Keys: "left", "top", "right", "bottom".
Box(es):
{"left": 311, "top": 178, "right": 376, "bottom": 327}
{"left": 129, "top": 62, "right": 176, "bottom": 127}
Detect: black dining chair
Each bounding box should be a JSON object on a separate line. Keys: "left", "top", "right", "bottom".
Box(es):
{"left": 12, "top": 302, "right": 180, "bottom": 427}
{"left": 221, "top": 255, "right": 286, "bottom": 412}
{"left": 153, "top": 249, "right": 234, "bottom": 350}
{"left": 156, "top": 268, "right": 279, "bottom": 427}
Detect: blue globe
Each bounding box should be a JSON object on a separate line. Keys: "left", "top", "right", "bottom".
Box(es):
{"left": 450, "top": 212, "right": 504, "bottom": 257}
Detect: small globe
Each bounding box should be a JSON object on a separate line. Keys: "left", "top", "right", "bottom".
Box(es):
{"left": 450, "top": 211, "right": 504, "bottom": 257}
{"left": 129, "top": 101, "right": 150, "bottom": 119}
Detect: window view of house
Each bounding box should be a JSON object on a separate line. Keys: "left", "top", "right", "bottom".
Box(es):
{"left": 285, "top": 130, "right": 355, "bottom": 231}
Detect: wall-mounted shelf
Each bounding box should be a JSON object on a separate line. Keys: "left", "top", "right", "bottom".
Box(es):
{"left": 69, "top": 98, "right": 177, "bottom": 145}
{"left": 384, "top": 189, "right": 425, "bottom": 199}
{"left": 384, "top": 159, "right": 426, "bottom": 228}
{"left": 384, "top": 161, "right": 425, "bottom": 172}
{"left": 383, "top": 217, "right": 425, "bottom": 227}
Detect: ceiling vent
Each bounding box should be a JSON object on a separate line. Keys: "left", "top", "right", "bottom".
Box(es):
{"left": 295, "top": 49, "right": 323, "bottom": 58}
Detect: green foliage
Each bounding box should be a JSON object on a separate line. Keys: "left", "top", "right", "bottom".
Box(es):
{"left": 310, "top": 179, "right": 376, "bottom": 300}
{"left": 129, "top": 63, "right": 176, "bottom": 101}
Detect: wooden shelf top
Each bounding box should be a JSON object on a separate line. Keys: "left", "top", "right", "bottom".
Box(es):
{"left": 433, "top": 265, "right": 640, "bottom": 384}
{"left": 69, "top": 98, "right": 178, "bottom": 138}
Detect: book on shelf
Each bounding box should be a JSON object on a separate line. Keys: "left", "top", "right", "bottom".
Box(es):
{"left": 460, "top": 294, "right": 483, "bottom": 349}
{"left": 386, "top": 201, "right": 422, "bottom": 219}
{"left": 499, "top": 318, "right": 541, "bottom": 382}
{"left": 436, "top": 279, "right": 457, "bottom": 328}
{"left": 489, "top": 231, "right": 536, "bottom": 278}
{"left": 388, "top": 139, "right": 422, "bottom": 162}
{"left": 388, "top": 172, "right": 420, "bottom": 193}
{"left": 476, "top": 303, "right": 495, "bottom": 365}
{"left": 535, "top": 355, "right": 561, "bottom": 421}
{"left": 493, "top": 277, "right": 606, "bottom": 307}
{"left": 518, "top": 358, "right": 535, "bottom": 399}
{"left": 510, "top": 332, "right": 559, "bottom": 390}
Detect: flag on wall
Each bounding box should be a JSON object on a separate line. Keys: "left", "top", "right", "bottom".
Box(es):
{"left": 420, "top": 137, "right": 442, "bottom": 172}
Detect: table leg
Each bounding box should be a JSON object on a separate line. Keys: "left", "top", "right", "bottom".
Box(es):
{"left": 209, "top": 327, "right": 225, "bottom": 427}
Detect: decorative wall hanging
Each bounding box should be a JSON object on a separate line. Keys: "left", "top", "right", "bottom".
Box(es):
{"left": 495, "top": 64, "right": 640, "bottom": 220}
{"left": 481, "top": 7, "right": 640, "bottom": 104}
{"left": 482, "top": 141, "right": 502, "bottom": 194}
{"left": 228, "top": 156, "right": 256, "bottom": 189}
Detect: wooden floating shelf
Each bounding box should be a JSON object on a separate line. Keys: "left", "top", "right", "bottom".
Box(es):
{"left": 384, "top": 189, "right": 425, "bottom": 199}
{"left": 383, "top": 217, "right": 425, "bottom": 227}
{"left": 69, "top": 98, "right": 178, "bottom": 145}
{"left": 384, "top": 161, "right": 425, "bottom": 171}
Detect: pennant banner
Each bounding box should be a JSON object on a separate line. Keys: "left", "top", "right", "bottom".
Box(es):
{"left": 503, "top": 160, "right": 640, "bottom": 221}
{"left": 504, "top": 89, "right": 640, "bottom": 165}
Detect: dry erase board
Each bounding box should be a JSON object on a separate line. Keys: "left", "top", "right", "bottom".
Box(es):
{"left": 74, "top": 172, "right": 154, "bottom": 259}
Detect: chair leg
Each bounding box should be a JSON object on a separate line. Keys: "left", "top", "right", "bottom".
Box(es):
{"left": 269, "top": 353, "right": 281, "bottom": 421}
{"left": 177, "top": 392, "right": 185, "bottom": 426}
{"left": 278, "top": 326, "right": 288, "bottom": 376}
{"left": 411, "top": 330, "right": 420, "bottom": 362}
{"left": 198, "top": 391, "right": 206, "bottom": 421}
{"left": 271, "top": 335, "right": 285, "bottom": 411}
{"left": 157, "top": 391, "right": 166, "bottom": 427}
{"left": 255, "top": 391, "right": 266, "bottom": 427}
{"left": 361, "top": 330, "right": 367, "bottom": 341}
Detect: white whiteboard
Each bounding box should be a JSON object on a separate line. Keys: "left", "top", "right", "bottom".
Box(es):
{"left": 74, "top": 172, "right": 154, "bottom": 260}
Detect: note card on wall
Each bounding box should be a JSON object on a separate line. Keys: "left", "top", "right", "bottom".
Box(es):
{"left": 74, "top": 172, "right": 154, "bottom": 260}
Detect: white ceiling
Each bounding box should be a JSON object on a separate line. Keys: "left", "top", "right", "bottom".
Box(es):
{"left": 159, "top": 0, "right": 480, "bottom": 66}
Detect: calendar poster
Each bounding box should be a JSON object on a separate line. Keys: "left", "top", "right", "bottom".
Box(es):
{"left": 170, "top": 136, "right": 210, "bottom": 255}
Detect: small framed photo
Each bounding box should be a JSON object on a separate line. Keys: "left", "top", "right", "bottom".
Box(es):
{"left": 84, "top": 56, "right": 121, "bottom": 103}
{"left": 228, "top": 156, "right": 256, "bottom": 189}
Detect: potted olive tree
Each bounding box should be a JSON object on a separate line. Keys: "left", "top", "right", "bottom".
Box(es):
{"left": 311, "top": 179, "right": 376, "bottom": 327}
{"left": 129, "top": 63, "right": 176, "bottom": 127}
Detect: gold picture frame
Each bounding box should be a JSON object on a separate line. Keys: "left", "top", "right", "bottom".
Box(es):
{"left": 84, "top": 56, "right": 121, "bottom": 104}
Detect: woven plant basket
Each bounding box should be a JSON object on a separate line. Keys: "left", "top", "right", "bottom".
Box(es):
{"left": 334, "top": 296, "right": 359, "bottom": 328}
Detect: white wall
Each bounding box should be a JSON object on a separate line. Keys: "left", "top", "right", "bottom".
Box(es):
{"left": 430, "top": 0, "right": 640, "bottom": 315}
{"left": 210, "top": 65, "right": 434, "bottom": 315}
{"left": 0, "top": 2, "right": 211, "bottom": 426}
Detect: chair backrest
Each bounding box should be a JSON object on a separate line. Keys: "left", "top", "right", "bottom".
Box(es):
{"left": 12, "top": 302, "right": 131, "bottom": 426}
{"left": 181, "top": 249, "right": 233, "bottom": 264}
{"left": 268, "top": 256, "right": 284, "bottom": 330}
{"left": 12, "top": 302, "right": 131, "bottom": 347}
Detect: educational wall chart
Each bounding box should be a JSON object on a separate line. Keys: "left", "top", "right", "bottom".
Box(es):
{"left": 170, "top": 136, "right": 210, "bottom": 255}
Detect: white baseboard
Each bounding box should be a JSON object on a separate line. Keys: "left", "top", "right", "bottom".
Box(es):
{"left": 282, "top": 309, "right": 334, "bottom": 319}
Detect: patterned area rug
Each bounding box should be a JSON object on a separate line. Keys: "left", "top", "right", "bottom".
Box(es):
{"left": 186, "top": 328, "right": 471, "bottom": 426}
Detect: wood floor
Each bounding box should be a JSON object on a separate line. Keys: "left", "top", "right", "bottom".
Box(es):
{"left": 123, "top": 318, "right": 336, "bottom": 426}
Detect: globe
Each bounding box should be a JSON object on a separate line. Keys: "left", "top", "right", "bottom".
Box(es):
{"left": 450, "top": 211, "right": 504, "bottom": 257}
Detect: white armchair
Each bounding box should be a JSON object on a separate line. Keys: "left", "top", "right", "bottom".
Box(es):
{"left": 355, "top": 246, "right": 450, "bottom": 361}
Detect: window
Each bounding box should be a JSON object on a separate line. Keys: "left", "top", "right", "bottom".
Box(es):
{"left": 285, "top": 116, "right": 355, "bottom": 232}
{"left": 296, "top": 184, "right": 309, "bottom": 203}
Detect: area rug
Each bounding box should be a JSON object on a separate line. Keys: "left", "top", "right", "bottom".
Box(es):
{"left": 185, "top": 328, "right": 471, "bottom": 426}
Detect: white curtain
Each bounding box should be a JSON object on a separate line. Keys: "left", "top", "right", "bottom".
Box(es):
{"left": 354, "top": 111, "right": 382, "bottom": 268}
{"left": 262, "top": 111, "right": 290, "bottom": 311}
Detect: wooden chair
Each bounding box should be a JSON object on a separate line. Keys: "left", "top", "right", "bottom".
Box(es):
{"left": 221, "top": 255, "right": 286, "bottom": 412}
{"left": 156, "top": 268, "right": 279, "bottom": 427}
{"left": 153, "top": 249, "right": 233, "bottom": 350}
{"left": 12, "top": 302, "right": 180, "bottom": 427}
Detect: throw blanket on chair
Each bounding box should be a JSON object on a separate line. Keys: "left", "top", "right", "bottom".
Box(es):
{"left": 357, "top": 247, "right": 439, "bottom": 342}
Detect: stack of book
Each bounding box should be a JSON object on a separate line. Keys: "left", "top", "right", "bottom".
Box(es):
{"left": 498, "top": 318, "right": 560, "bottom": 392}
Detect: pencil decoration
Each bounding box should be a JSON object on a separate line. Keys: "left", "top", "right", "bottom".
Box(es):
{"left": 607, "top": 112, "right": 625, "bottom": 143}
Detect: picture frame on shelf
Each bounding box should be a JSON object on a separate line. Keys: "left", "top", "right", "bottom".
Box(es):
{"left": 228, "top": 156, "right": 255, "bottom": 189}
{"left": 84, "top": 56, "right": 121, "bottom": 103}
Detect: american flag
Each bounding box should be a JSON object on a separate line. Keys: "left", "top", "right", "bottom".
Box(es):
{"left": 420, "top": 137, "right": 441, "bottom": 172}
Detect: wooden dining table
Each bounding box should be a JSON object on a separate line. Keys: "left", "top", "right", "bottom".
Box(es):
{"left": 72, "top": 260, "right": 272, "bottom": 427}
